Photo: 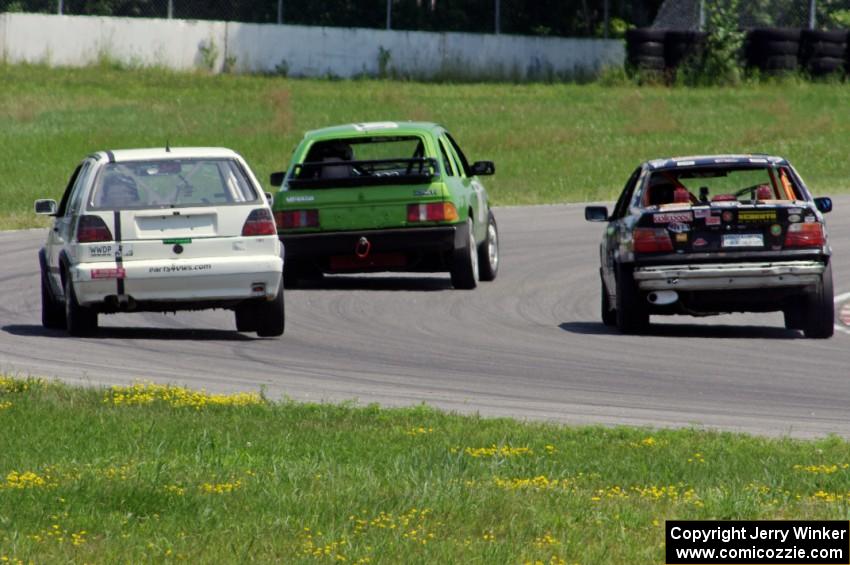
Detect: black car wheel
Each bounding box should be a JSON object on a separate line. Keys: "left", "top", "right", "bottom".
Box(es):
{"left": 64, "top": 276, "right": 98, "bottom": 337}
{"left": 803, "top": 263, "right": 834, "bottom": 339}
{"left": 615, "top": 264, "right": 648, "bottom": 334}
{"left": 601, "top": 275, "right": 616, "bottom": 327}
{"left": 782, "top": 305, "right": 805, "bottom": 331}
{"left": 477, "top": 212, "right": 499, "bottom": 282}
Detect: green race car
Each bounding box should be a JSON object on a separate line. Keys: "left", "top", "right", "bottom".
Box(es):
{"left": 270, "top": 122, "right": 499, "bottom": 289}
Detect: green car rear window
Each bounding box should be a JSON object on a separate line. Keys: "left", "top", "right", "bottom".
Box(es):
{"left": 289, "top": 136, "right": 437, "bottom": 188}
{"left": 306, "top": 136, "right": 423, "bottom": 162}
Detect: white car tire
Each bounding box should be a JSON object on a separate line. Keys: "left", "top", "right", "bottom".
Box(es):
{"left": 255, "top": 285, "right": 285, "bottom": 337}
{"left": 41, "top": 267, "right": 65, "bottom": 330}
{"left": 64, "top": 276, "right": 98, "bottom": 336}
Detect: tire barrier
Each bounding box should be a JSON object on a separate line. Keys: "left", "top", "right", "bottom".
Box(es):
{"left": 744, "top": 28, "right": 801, "bottom": 72}
{"left": 625, "top": 26, "right": 850, "bottom": 79}
{"left": 625, "top": 28, "right": 667, "bottom": 72}
{"left": 664, "top": 30, "right": 708, "bottom": 70}
{"left": 799, "top": 29, "right": 848, "bottom": 77}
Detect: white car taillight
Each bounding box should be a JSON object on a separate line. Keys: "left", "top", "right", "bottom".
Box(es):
{"left": 77, "top": 215, "right": 113, "bottom": 243}
{"left": 242, "top": 209, "right": 277, "bottom": 236}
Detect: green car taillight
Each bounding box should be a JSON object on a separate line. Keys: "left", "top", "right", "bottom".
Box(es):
{"left": 275, "top": 209, "right": 319, "bottom": 229}
{"left": 407, "top": 202, "right": 458, "bottom": 223}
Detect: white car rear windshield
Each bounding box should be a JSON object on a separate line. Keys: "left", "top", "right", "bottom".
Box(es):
{"left": 89, "top": 159, "right": 259, "bottom": 210}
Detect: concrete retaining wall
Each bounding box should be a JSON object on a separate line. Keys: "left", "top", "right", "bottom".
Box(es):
{"left": 0, "top": 13, "right": 624, "bottom": 80}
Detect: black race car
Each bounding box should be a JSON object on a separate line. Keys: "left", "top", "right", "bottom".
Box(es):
{"left": 586, "top": 155, "right": 834, "bottom": 337}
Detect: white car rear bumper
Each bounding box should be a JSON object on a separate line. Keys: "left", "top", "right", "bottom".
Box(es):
{"left": 70, "top": 255, "right": 283, "bottom": 305}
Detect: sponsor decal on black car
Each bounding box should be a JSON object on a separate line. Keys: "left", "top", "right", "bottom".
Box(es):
{"left": 738, "top": 210, "right": 777, "bottom": 222}
{"left": 654, "top": 212, "right": 693, "bottom": 224}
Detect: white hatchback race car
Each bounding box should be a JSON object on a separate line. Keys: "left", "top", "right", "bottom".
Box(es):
{"left": 35, "top": 147, "right": 284, "bottom": 337}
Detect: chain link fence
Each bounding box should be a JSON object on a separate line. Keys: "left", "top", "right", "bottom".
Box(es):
{"left": 653, "top": 0, "right": 850, "bottom": 30}
{"left": 0, "top": 0, "right": 667, "bottom": 37}
{"left": 12, "top": 0, "right": 849, "bottom": 36}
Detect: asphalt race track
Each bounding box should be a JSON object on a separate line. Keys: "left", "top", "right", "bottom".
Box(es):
{"left": 3, "top": 196, "right": 850, "bottom": 438}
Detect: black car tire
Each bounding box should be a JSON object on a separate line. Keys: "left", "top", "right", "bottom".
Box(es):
{"left": 477, "top": 212, "right": 499, "bottom": 282}
{"left": 615, "top": 264, "right": 648, "bottom": 334}
{"left": 450, "top": 218, "right": 479, "bottom": 290}
{"left": 41, "top": 266, "right": 65, "bottom": 330}
{"left": 255, "top": 284, "right": 286, "bottom": 337}
{"left": 803, "top": 264, "right": 834, "bottom": 339}
{"left": 782, "top": 305, "right": 805, "bottom": 331}
{"left": 601, "top": 275, "right": 616, "bottom": 327}
{"left": 64, "top": 276, "right": 97, "bottom": 337}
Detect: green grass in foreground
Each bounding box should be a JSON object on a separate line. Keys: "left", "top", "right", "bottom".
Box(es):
{"left": 2, "top": 64, "right": 850, "bottom": 229}
{"left": 2, "top": 378, "right": 850, "bottom": 564}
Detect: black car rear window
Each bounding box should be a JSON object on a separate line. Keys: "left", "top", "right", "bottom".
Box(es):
{"left": 643, "top": 165, "right": 805, "bottom": 206}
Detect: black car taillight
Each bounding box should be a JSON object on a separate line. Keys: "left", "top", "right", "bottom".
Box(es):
{"left": 77, "top": 215, "right": 113, "bottom": 243}
{"left": 784, "top": 222, "right": 825, "bottom": 248}
{"left": 633, "top": 228, "right": 673, "bottom": 253}
{"left": 242, "top": 208, "right": 277, "bottom": 236}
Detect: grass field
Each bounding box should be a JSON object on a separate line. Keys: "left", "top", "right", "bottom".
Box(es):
{"left": 2, "top": 377, "right": 850, "bottom": 564}
{"left": 2, "top": 64, "right": 850, "bottom": 229}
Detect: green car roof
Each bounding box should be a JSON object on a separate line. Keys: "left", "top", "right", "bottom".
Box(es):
{"left": 303, "top": 121, "right": 444, "bottom": 141}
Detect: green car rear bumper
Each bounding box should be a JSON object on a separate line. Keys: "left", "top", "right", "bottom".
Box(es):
{"left": 280, "top": 224, "right": 467, "bottom": 273}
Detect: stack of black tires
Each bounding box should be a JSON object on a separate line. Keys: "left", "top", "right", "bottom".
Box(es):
{"left": 625, "top": 28, "right": 667, "bottom": 72}
{"left": 664, "top": 30, "right": 708, "bottom": 69}
{"left": 744, "top": 28, "right": 850, "bottom": 76}
{"left": 799, "top": 30, "right": 848, "bottom": 76}
{"left": 625, "top": 27, "right": 850, "bottom": 78}
{"left": 625, "top": 28, "right": 708, "bottom": 74}
{"left": 744, "top": 28, "right": 801, "bottom": 72}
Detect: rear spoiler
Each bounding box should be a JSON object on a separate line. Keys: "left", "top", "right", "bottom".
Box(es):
{"left": 287, "top": 158, "right": 439, "bottom": 189}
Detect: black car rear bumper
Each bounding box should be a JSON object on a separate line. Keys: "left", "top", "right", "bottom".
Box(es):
{"left": 634, "top": 260, "right": 826, "bottom": 291}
